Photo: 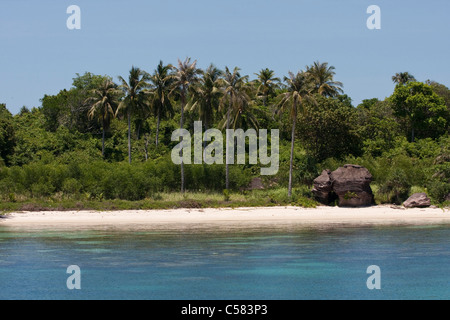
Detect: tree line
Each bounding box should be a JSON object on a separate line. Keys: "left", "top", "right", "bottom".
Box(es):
{"left": 0, "top": 61, "right": 449, "bottom": 205}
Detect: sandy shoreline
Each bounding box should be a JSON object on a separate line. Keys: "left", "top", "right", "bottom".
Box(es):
{"left": 0, "top": 206, "right": 449, "bottom": 230}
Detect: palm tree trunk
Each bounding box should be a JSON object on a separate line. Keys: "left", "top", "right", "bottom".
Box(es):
{"left": 202, "top": 116, "right": 208, "bottom": 149}
{"left": 102, "top": 113, "right": 106, "bottom": 158}
{"left": 288, "top": 115, "right": 296, "bottom": 198}
{"left": 180, "top": 88, "right": 186, "bottom": 194}
{"left": 128, "top": 110, "right": 131, "bottom": 164}
{"left": 225, "top": 96, "right": 231, "bottom": 190}
{"left": 156, "top": 107, "right": 161, "bottom": 147}
{"left": 136, "top": 121, "right": 141, "bottom": 140}
{"left": 144, "top": 134, "right": 150, "bottom": 161}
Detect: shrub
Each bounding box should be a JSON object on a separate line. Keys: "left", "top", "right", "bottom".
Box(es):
{"left": 378, "top": 169, "right": 411, "bottom": 204}
{"left": 427, "top": 179, "right": 450, "bottom": 203}
{"left": 62, "top": 178, "right": 82, "bottom": 196}
{"left": 31, "top": 181, "right": 55, "bottom": 198}
{"left": 223, "top": 189, "right": 231, "bottom": 202}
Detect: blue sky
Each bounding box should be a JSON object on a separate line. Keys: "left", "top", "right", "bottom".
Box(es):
{"left": 1, "top": 0, "right": 449, "bottom": 114}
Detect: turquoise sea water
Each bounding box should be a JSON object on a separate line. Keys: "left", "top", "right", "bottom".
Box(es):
{"left": 0, "top": 224, "right": 449, "bottom": 300}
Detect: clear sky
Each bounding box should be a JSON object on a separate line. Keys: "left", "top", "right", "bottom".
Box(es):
{"left": 1, "top": 0, "right": 449, "bottom": 114}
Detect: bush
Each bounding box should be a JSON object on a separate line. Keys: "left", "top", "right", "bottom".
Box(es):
{"left": 426, "top": 144, "right": 450, "bottom": 203}
{"left": 378, "top": 169, "right": 411, "bottom": 204}
{"left": 62, "top": 178, "right": 82, "bottom": 196}
{"left": 223, "top": 189, "right": 231, "bottom": 202}
{"left": 31, "top": 181, "right": 55, "bottom": 198}
{"left": 427, "top": 179, "right": 450, "bottom": 203}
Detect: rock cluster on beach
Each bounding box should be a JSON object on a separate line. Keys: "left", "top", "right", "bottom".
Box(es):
{"left": 403, "top": 193, "right": 432, "bottom": 208}
{"left": 312, "top": 164, "right": 375, "bottom": 207}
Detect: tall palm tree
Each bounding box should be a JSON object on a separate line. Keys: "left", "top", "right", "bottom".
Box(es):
{"left": 276, "top": 71, "right": 316, "bottom": 198}
{"left": 117, "top": 66, "right": 150, "bottom": 164}
{"left": 254, "top": 68, "right": 280, "bottom": 107}
{"left": 306, "top": 61, "right": 343, "bottom": 97}
{"left": 86, "top": 78, "right": 122, "bottom": 157}
{"left": 228, "top": 99, "right": 259, "bottom": 131}
{"left": 392, "top": 72, "right": 416, "bottom": 85}
{"left": 219, "top": 66, "right": 250, "bottom": 190}
{"left": 149, "top": 61, "right": 175, "bottom": 147}
{"left": 173, "top": 58, "right": 202, "bottom": 193}
{"left": 189, "top": 64, "right": 223, "bottom": 132}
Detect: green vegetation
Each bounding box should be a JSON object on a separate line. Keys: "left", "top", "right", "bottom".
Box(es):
{"left": 1, "top": 61, "right": 449, "bottom": 213}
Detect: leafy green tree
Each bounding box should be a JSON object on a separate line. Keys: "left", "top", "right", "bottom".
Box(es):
{"left": 275, "top": 71, "right": 315, "bottom": 197}
{"left": 41, "top": 91, "right": 69, "bottom": 132}
{"left": 392, "top": 72, "right": 416, "bottom": 85}
{"left": 149, "top": 61, "right": 175, "bottom": 147}
{"left": 356, "top": 98, "right": 401, "bottom": 157}
{"left": 254, "top": 68, "right": 280, "bottom": 107}
{"left": 69, "top": 73, "right": 110, "bottom": 133}
{"left": 86, "top": 78, "right": 122, "bottom": 157}
{"left": 306, "top": 61, "right": 343, "bottom": 97}
{"left": 219, "top": 66, "right": 250, "bottom": 190}
{"left": 390, "top": 81, "right": 447, "bottom": 142}
{"left": 117, "top": 66, "right": 150, "bottom": 164}
{"left": 173, "top": 58, "right": 201, "bottom": 193}
{"left": 41, "top": 73, "right": 109, "bottom": 133}
{"left": 298, "top": 95, "right": 362, "bottom": 162}
{"left": 426, "top": 80, "right": 450, "bottom": 132}
{"left": 0, "top": 104, "right": 15, "bottom": 165}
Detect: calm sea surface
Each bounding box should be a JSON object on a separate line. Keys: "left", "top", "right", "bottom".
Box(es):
{"left": 0, "top": 224, "right": 449, "bottom": 300}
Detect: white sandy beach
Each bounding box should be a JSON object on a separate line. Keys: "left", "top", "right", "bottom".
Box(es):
{"left": 1, "top": 206, "right": 449, "bottom": 229}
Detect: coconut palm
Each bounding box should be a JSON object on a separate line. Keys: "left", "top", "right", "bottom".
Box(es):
{"left": 228, "top": 100, "right": 259, "bottom": 131}
{"left": 117, "top": 66, "right": 150, "bottom": 164}
{"left": 392, "top": 72, "right": 416, "bottom": 85}
{"left": 276, "top": 71, "right": 316, "bottom": 198}
{"left": 173, "top": 58, "right": 202, "bottom": 193}
{"left": 189, "top": 64, "right": 223, "bottom": 132}
{"left": 254, "top": 68, "right": 280, "bottom": 107}
{"left": 86, "top": 78, "right": 122, "bottom": 157}
{"left": 149, "top": 61, "right": 175, "bottom": 147}
{"left": 306, "top": 61, "right": 343, "bottom": 97}
{"left": 219, "top": 66, "right": 250, "bottom": 190}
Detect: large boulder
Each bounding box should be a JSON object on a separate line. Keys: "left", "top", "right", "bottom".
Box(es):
{"left": 331, "top": 165, "right": 375, "bottom": 207}
{"left": 312, "top": 164, "right": 374, "bottom": 207}
{"left": 403, "top": 193, "right": 431, "bottom": 208}
{"left": 312, "top": 170, "right": 335, "bottom": 204}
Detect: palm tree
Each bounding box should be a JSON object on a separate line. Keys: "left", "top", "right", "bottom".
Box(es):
{"left": 86, "top": 78, "right": 122, "bottom": 157}
{"left": 149, "top": 61, "right": 175, "bottom": 147}
{"left": 306, "top": 61, "right": 343, "bottom": 97}
{"left": 392, "top": 72, "right": 416, "bottom": 85}
{"left": 276, "top": 71, "right": 316, "bottom": 198}
{"left": 219, "top": 66, "right": 250, "bottom": 190}
{"left": 189, "top": 64, "right": 223, "bottom": 132}
{"left": 173, "top": 58, "right": 202, "bottom": 193}
{"left": 228, "top": 99, "right": 259, "bottom": 131}
{"left": 117, "top": 66, "right": 150, "bottom": 164}
{"left": 254, "top": 68, "right": 280, "bottom": 107}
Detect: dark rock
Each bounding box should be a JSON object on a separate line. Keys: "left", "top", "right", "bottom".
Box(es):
{"left": 403, "top": 193, "right": 431, "bottom": 208}
{"left": 312, "top": 170, "right": 334, "bottom": 204}
{"left": 312, "top": 165, "right": 374, "bottom": 207}
{"left": 330, "top": 164, "right": 375, "bottom": 207}
{"left": 249, "top": 177, "right": 265, "bottom": 190}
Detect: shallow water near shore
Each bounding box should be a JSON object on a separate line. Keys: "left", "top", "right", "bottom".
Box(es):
{"left": 0, "top": 225, "right": 449, "bottom": 300}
